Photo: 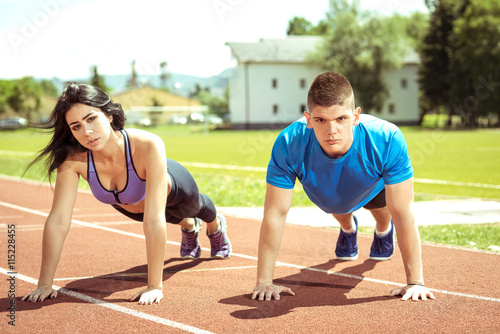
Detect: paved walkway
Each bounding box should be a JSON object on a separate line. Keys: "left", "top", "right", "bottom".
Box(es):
{"left": 220, "top": 199, "right": 500, "bottom": 228}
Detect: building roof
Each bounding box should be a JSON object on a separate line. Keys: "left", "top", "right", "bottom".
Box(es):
{"left": 402, "top": 49, "right": 420, "bottom": 64}
{"left": 111, "top": 86, "right": 201, "bottom": 111}
{"left": 226, "top": 35, "right": 420, "bottom": 65}
{"left": 226, "top": 36, "right": 323, "bottom": 63}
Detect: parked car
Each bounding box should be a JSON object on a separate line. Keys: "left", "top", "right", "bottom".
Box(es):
{"left": 168, "top": 115, "right": 188, "bottom": 125}
{"left": 0, "top": 117, "right": 28, "bottom": 130}
{"left": 187, "top": 112, "right": 205, "bottom": 124}
{"left": 207, "top": 114, "right": 224, "bottom": 125}
{"left": 126, "top": 114, "right": 152, "bottom": 127}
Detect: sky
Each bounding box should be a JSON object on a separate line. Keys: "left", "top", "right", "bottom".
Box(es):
{"left": 0, "top": 0, "right": 428, "bottom": 81}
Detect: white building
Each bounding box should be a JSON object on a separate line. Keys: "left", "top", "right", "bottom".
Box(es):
{"left": 226, "top": 36, "right": 420, "bottom": 129}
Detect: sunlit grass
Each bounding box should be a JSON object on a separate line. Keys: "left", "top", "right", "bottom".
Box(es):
{"left": 0, "top": 125, "right": 499, "bottom": 252}
{"left": 357, "top": 223, "right": 500, "bottom": 252}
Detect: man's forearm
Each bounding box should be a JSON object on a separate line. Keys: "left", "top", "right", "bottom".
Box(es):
{"left": 256, "top": 217, "right": 286, "bottom": 285}
{"left": 395, "top": 219, "right": 424, "bottom": 284}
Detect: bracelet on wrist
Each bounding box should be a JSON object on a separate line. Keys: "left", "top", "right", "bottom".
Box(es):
{"left": 407, "top": 283, "right": 426, "bottom": 287}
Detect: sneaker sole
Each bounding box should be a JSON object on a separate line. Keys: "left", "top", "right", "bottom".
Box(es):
{"left": 211, "top": 254, "right": 231, "bottom": 260}
{"left": 336, "top": 254, "right": 358, "bottom": 261}
{"left": 368, "top": 255, "right": 393, "bottom": 261}
{"left": 181, "top": 254, "right": 201, "bottom": 260}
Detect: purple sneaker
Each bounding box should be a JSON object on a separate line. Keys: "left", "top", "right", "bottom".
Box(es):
{"left": 335, "top": 215, "right": 359, "bottom": 261}
{"left": 369, "top": 221, "right": 394, "bottom": 261}
{"left": 207, "top": 214, "right": 232, "bottom": 259}
{"left": 180, "top": 218, "right": 201, "bottom": 260}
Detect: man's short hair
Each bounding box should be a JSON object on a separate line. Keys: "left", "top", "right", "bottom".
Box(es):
{"left": 307, "top": 72, "right": 355, "bottom": 111}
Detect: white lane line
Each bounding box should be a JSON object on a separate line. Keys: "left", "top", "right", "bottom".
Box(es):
{"left": 414, "top": 178, "right": 500, "bottom": 190}
{"left": 273, "top": 262, "right": 500, "bottom": 303}
{"left": 1, "top": 200, "right": 499, "bottom": 303}
{"left": 2, "top": 164, "right": 500, "bottom": 190}
{"left": 0, "top": 221, "right": 140, "bottom": 232}
{"left": 0, "top": 268, "right": 214, "bottom": 334}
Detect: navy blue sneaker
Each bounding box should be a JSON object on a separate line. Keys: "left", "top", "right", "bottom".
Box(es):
{"left": 369, "top": 221, "right": 395, "bottom": 261}
{"left": 335, "top": 215, "right": 359, "bottom": 261}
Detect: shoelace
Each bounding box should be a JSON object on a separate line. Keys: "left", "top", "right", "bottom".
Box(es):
{"left": 210, "top": 230, "right": 224, "bottom": 247}
{"left": 182, "top": 230, "right": 198, "bottom": 247}
{"left": 371, "top": 237, "right": 383, "bottom": 252}
{"left": 339, "top": 232, "right": 356, "bottom": 250}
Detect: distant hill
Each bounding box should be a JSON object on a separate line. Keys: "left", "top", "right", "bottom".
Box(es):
{"left": 47, "top": 68, "right": 232, "bottom": 98}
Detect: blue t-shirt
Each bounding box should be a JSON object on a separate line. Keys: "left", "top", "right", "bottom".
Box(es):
{"left": 266, "top": 114, "right": 413, "bottom": 214}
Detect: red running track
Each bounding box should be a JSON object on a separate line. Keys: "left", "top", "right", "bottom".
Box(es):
{"left": 0, "top": 176, "right": 499, "bottom": 333}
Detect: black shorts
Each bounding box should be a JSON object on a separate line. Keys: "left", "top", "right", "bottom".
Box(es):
{"left": 112, "top": 158, "right": 217, "bottom": 224}
{"left": 363, "top": 188, "right": 386, "bottom": 210}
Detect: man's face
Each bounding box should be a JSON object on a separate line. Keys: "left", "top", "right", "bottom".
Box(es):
{"left": 304, "top": 104, "right": 360, "bottom": 159}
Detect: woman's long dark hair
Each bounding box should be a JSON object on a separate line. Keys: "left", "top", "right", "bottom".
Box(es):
{"left": 28, "top": 83, "right": 126, "bottom": 180}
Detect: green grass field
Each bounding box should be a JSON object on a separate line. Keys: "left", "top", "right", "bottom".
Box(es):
{"left": 0, "top": 125, "right": 499, "bottom": 251}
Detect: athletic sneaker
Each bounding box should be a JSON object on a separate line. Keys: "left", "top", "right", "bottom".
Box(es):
{"left": 335, "top": 215, "right": 359, "bottom": 261}
{"left": 180, "top": 218, "right": 202, "bottom": 259}
{"left": 207, "top": 214, "right": 232, "bottom": 259}
{"left": 369, "top": 221, "right": 395, "bottom": 261}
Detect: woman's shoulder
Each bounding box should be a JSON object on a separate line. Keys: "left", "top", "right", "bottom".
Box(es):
{"left": 59, "top": 150, "right": 87, "bottom": 175}
{"left": 125, "top": 128, "right": 165, "bottom": 153}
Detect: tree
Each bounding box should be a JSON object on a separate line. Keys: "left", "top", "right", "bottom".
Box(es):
{"left": 159, "top": 61, "right": 170, "bottom": 90}
{"left": 287, "top": 16, "right": 330, "bottom": 36}
{"left": 127, "top": 60, "right": 138, "bottom": 88}
{"left": 392, "top": 12, "right": 429, "bottom": 51}
{"left": 287, "top": 16, "right": 314, "bottom": 35}
{"left": 418, "top": 0, "right": 455, "bottom": 124}
{"left": 419, "top": 0, "right": 500, "bottom": 127}
{"left": 0, "top": 77, "right": 56, "bottom": 121}
{"left": 89, "top": 65, "right": 111, "bottom": 92}
{"left": 309, "top": 0, "right": 408, "bottom": 112}
{"left": 451, "top": 0, "right": 500, "bottom": 127}
{"left": 190, "top": 84, "right": 228, "bottom": 117}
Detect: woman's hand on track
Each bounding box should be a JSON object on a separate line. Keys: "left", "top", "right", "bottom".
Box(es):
{"left": 131, "top": 287, "right": 164, "bottom": 305}
{"left": 389, "top": 284, "right": 436, "bottom": 301}
{"left": 251, "top": 283, "right": 295, "bottom": 301}
{"left": 22, "top": 286, "right": 58, "bottom": 302}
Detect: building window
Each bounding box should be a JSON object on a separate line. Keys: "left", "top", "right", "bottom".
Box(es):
{"left": 273, "top": 104, "right": 279, "bottom": 114}
{"left": 272, "top": 78, "right": 278, "bottom": 89}
{"left": 300, "top": 104, "right": 307, "bottom": 114}
{"left": 401, "top": 78, "right": 408, "bottom": 89}
{"left": 300, "top": 78, "right": 306, "bottom": 89}
{"left": 388, "top": 104, "right": 396, "bottom": 114}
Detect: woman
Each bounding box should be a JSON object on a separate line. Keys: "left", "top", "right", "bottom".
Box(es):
{"left": 22, "top": 83, "right": 231, "bottom": 305}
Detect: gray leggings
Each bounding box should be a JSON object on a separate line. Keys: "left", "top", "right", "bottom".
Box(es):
{"left": 112, "top": 158, "right": 217, "bottom": 224}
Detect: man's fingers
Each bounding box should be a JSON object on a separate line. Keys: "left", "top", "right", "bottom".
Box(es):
{"left": 252, "top": 285, "right": 295, "bottom": 301}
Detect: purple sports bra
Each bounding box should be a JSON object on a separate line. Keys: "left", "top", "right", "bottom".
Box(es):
{"left": 87, "top": 130, "right": 146, "bottom": 205}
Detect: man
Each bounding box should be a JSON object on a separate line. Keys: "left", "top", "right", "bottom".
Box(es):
{"left": 251, "top": 72, "right": 435, "bottom": 302}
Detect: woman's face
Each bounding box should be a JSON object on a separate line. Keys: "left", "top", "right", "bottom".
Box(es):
{"left": 65, "top": 103, "right": 113, "bottom": 151}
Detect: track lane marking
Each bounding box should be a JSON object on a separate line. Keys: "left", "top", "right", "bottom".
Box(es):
{"left": 0, "top": 268, "right": 214, "bottom": 334}
{"left": 1, "top": 199, "right": 499, "bottom": 303}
